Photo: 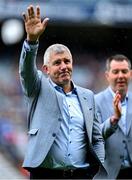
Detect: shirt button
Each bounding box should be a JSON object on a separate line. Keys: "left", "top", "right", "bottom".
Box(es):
{"left": 68, "top": 154, "right": 70, "bottom": 156}
{"left": 70, "top": 129, "right": 72, "bottom": 131}
{"left": 52, "top": 133, "right": 56, "bottom": 137}
{"left": 69, "top": 141, "right": 71, "bottom": 143}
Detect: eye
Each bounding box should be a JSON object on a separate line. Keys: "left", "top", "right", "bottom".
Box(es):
{"left": 53, "top": 60, "right": 61, "bottom": 66}
{"left": 122, "top": 69, "right": 129, "bottom": 74}
{"left": 64, "top": 59, "right": 71, "bottom": 64}
{"left": 112, "top": 70, "right": 118, "bottom": 74}
{"left": 112, "top": 69, "right": 129, "bottom": 74}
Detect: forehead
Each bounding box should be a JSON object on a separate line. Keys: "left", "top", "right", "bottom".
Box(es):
{"left": 50, "top": 51, "right": 72, "bottom": 60}
{"left": 110, "top": 60, "right": 129, "bottom": 69}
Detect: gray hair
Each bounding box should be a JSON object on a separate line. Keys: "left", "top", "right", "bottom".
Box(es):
{"left": 43, "top": 43, "right": 72, "bottom": 65}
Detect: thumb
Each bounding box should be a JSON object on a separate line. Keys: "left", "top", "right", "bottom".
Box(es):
{"left": 42, "top": 17, "right": 49, "bottom": 29}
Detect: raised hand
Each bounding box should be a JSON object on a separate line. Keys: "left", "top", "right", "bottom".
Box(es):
{"left": 22, "top": 5, "right": 49, "bottom": 42}
{"left": 110, "top": 91, "right": 122, "bottom": 125}
{"left": 113, "top": 91, "right": 122, "bottom": 119}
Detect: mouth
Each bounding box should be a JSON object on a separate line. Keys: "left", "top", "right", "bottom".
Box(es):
{"left": 60, "top": 72, "right": 70, "bottom": 77}
{"left": 117, "top": 82, "right": 126, "bottom": 86}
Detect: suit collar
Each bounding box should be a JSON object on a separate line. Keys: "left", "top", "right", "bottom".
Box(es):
{"left": 76, "top": 88, "right": 93, "bottom": 142}
{"left": 126, "top": 93, "right": 132, "bottom": 135}
{"left": 49, "top": 78, "right": 77, "bottom": 94}
{"left": 108, "top": 86, "right": 128, "bottom": 100}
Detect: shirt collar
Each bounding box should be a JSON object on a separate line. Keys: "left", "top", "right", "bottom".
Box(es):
{"left": 49, "top": 78, "right": 77, "bottom": 94}
{"left": 108, "top": 86, "right": 128, "bottom": 101}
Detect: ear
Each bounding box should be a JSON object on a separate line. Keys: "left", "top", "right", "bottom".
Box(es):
{"left": 42, "top": 65, "right": 49, "bottom": 74}
{"left": 130, "top": 70, "right": 132, "bottom": 78}
{"left": 105, "top": 71, "right": 109, "bottom": 81}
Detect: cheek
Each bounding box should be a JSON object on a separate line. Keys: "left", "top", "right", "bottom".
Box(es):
{"left": 68, "top": 65, "right": 72, "bottom": 72}
{"left": 48, "top": 68, "right": 57, "bottom": 75}
{"left": 126, "top": 75, "right": 131, "bottom": 80}
{"left": 107, "top": 77, "right": 116, "bottom": 84}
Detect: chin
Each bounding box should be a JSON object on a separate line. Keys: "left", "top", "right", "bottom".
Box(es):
{"left": 61, "top": 79, "right": 70, "bottom": 84}
{"left": 118, "top": 88, "right": 126, "bottom": 94}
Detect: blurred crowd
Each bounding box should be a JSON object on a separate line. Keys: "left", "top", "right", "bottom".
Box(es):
{"left": 0, "top": 60, "right": 28, "bottom": 177}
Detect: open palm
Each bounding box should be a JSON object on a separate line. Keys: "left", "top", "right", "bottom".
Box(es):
{"left": 22, "top": 5, "right": 49, "bottom": 41}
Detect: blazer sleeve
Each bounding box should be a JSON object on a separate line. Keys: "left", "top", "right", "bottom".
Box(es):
{"left": 95, "top": 99, "right": 118, "bottom": 140}
{"left": 19, "top": 41, "right": 42, "bottom": 97}
{"left": 92, "top": 99, "right": 105, "bottom": 165}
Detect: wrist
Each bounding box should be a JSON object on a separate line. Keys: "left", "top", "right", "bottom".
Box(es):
{"left": 26, "top": 35, "right": 39, "bottom": 44}
{"left": 26, "top": 39, "right": 38, "bottom": 45}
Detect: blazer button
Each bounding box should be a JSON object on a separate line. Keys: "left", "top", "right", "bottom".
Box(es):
{"left": 52, "top": 133, "right": 56, "bottom": 137}
{"left": 122, "top": 140, "right": 126, "bottom": 143}
{"left": 120, "top": 155, "right": 123, "bottom": 159}
{"left": 58, "top": 118, "right": 62, "bottom": 121}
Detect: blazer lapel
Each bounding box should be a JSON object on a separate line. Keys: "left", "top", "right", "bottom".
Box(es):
{"left": 55, "top": 90, "right": 64, "bottom": 116}
{"left": 76, "top": 88, "right": 93, "bottom": 142}
{"left": 104, "top": 89, "right": 114, "bottom": 115}
{"left": 126, "top": 94, "right": 132, "bottom": 135}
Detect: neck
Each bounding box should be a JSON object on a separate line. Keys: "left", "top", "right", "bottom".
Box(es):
{"left": 117, "top": 90, "right": 127, "bottom": 101}
{"left": 63, "top": 84, "right": 72, "bottom": 93}
{"left": 61, "top": 81, "right": 73, "bottom": 93}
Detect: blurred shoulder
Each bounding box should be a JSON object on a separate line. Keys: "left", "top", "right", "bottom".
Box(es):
{"left": 94, "top": 88, "right": 109, "bottom": 103}
{"left": 76, "top": 85, "right": 94, "bottom": 96}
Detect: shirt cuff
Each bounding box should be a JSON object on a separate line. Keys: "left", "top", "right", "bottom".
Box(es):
{"left": 109, "top": 118, "right": 118, "bottom": 130}
{"left": 24, "top": 40, "right": 39, "bottom": 51}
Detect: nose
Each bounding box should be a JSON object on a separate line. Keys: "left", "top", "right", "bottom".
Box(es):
{"left": 60, "top": 62, "right": 67, "bottom": 70}
{"left": 118, "top": 71, "right": 124, "bottom": 78}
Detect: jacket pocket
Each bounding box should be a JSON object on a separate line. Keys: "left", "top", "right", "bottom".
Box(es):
{"left": 28, "top": 128, "right": 39, "bottom": 135}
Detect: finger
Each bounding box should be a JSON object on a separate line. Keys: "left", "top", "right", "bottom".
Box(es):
{"left": 30, "top": 5, "right": 35, "bottom": 18}
{"left": 42, "top": 17, "right": 49, "bottom": 28}
{"left": 113, "top": 95, "right": 120, "bottom": 107}
{"left": 115, "top": 90, "right": 119, "bottom": 94}
{"left": 22, "top": 12, "right": 28, "bottom": 22}
{"left": 116, "top": 90, "right": 122, "bottom": 99}
{"left": 27, "top": 6, "right": 31, "bottom": 17}
{"left": 36, "top": 5, "right": 40, "bottom": 19}
{"left": 114, "top": 100, "right": 118, "bottom": 107}
{"left": 117, "top": 94, "right": 121, "bottom": 102}
{"left": 28, "top": 5, "right": 35, "bottom": 19}
{"left": 115, "top": 91, "right": 120, "bottom": 98}
{"left": 115, "top": 97, "right": 120, "bottom": 106}
{"left": 115, "top": 93, "right": 121, "bottom": 102}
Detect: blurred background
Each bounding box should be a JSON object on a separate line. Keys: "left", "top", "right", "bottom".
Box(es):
{"left": 0, "top": 0, "right": 132, "bottom": 179}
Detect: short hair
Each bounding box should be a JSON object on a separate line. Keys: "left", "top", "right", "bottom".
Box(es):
{"left": 43, "top": 43, "right": 72, "bottom": 65}
{"left": 106, "top": 54, "right": 131, "bottom": 71}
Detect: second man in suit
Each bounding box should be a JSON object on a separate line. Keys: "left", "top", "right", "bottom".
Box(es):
{"left": 95, "top": 54, "right": 132, "bottom": 179}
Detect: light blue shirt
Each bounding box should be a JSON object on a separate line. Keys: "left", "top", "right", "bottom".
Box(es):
{"left": 42, "top": 79, "right": 89, "bottom": 169}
